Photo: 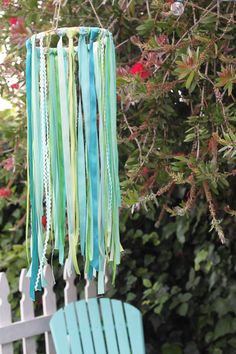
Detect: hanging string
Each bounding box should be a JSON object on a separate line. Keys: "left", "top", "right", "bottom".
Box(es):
{"left": 52, "top": 0, "right": 64, "bottom": 30}
{"left": 87, "top": 0, "right": 104, "bottom": 28}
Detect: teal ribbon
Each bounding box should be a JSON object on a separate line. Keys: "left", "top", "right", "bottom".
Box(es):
{"left": 88, "top": 28, "right": 100, "bottom": 275}
{"left": 30, "top": 36, "right": 44, "bottom": 298}
{"left": 78, "top": 30, "right": 92, "bottom": 270}
{"left": 77, "top": 96, "right": 87, "bottom": 256}
{"left": 93, "top": 36, "right": 106, "bottom": 293}
{"left": 26, "top": 38, "right": 40, "bottom": 300}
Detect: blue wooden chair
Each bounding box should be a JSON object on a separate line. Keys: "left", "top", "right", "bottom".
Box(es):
{"left": 50, "top": 298, "right": 145, "bottom": 354}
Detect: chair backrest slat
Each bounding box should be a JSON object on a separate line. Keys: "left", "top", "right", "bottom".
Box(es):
{"left": 124, "top": 303, "right": 145, "bottom": 354}
{"left": 75, "top": 300, "right": 95, "bottom": 354}
{"left": 100, "top": 299, "right": 119, "bottom": 354}
{"left": 64, "top": 303, "right": 83, "bottom": 354}
{"left": 50, "top": 298, "right": 146, "bottom": 354}
{"left": 50, "top": 309, "right": 70, "bottom": 354}
{"left": 111, "top": 300, "right": 131, "bottom": 354}
{"left": 86, "top": 298, "right": 106, "bottom": 354}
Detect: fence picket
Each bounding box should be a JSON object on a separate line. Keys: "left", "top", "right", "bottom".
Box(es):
{"left": 63, "top": 259, "right": 77, "bottom": 305}
{"left": 42, "top": 265, "right": 56, "bottom": 354}
{"left": 19, "top": 269, "right": 37, "bottom": 354}
{"left": 0, "top": 273, "right": 13, "bottom": 354}
{"left": 85, "top": 275, "right": 97, "bottom": 300}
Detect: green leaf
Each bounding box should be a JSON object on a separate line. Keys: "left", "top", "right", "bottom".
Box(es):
{"left": 177, "top": 303, "right": 188, "bottom": 316}
{"left": 194, "top": 249, "right": 208, "bottom": 271}
{"left": 213, "top": 298, "right": 230, "bottom": 317}
{"left": 136, "top": 19, "right": 155, "bottom": 36}
{"left": 213, "top": 349, "right": 223, "bottom": 354}
{"left": 143, "top": 278, "right": 152, "bottom": 288}
{"left": 180, "top": 293, "right": 192, "bottom": 302}
{"left": 162, "top": 343, "right": 183, "bottom": 354}
{"left": 214, "top": 316, "right": 236, "bottom": 339}
{"left": 228, "top": 338, "right": 236, "bottom": 349}
{"left": 185, "top": 71, "right": 195, "bottom": 89}
{"left": 126, "top": 292, "right": 136, "bottom": 302}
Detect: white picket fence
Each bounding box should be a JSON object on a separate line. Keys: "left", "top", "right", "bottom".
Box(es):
{"left": 0, "top": 260, "right": 99, "bottom": 354}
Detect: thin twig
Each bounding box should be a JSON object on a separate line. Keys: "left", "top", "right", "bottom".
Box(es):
{"left": 87, "top": 0, "right": 104, "bottom": 28}
{"left": 140, "top": 128, "right": 156, "bottom": 169}
{"left": 191, "top": 2, "right": 197, "bottom": 25}
{"left": 116, "top": 38, "right": 130, "bottom": 49}
{"left": 215, "top": 0, "right": 220, "bottom": 31}
{"left": 146, "top": 0, "right": 151, "bottom": 18}
{"left": 123, "top": 113, "right": 143, "bottom": 162}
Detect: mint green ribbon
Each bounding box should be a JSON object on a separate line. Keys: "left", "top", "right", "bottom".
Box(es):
{"left": 48, "top": 51, "right": 65, "bottom": 265}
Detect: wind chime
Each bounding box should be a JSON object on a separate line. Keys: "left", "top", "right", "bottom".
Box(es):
{"left": 25, "top": 25, "right": 121, "bottom": 300}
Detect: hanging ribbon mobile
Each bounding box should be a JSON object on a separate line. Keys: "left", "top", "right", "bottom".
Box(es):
{"left": 25, "top": 27, "right": 121, "bottom": 300}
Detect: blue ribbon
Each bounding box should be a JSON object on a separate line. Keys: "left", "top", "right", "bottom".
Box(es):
{"left": 78, "top": 31, "right": 92, "bottom": 270}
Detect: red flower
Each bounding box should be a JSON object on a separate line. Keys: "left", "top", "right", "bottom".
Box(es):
{"left": 9, "top": 17, "right": 18, "bottom": 25}
{"left": 2, "top": 157, "right": 15, "bottom": 171}
{"left": 3, "top": 0, "right": 11, "bottom": 7}
{"left": 130, "top": 62, "right": 151, "bottom": 79}
{"left": 42, "top": 215, "right": 47, "bottom": 228}
{"left": 10, "top": 17, "right": 29, "bottom": 48}
{"left": 9, "top": 17, "right": 24, "bottom": 27}
{"left": 141, "top": 166, "right": 149, "bottom": 177}
{"left": 0, "top": 187, "right": 11, "bottom": 198}
{"left": 10, "top": 83, "right": 19, "bottom": 89}
{"left": 156, "top": 34, "right": 168, "bottom": 46}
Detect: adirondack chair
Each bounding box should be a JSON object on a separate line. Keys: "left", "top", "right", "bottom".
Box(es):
{"left": 49, "top": 298, "right": 145, "bottom": 354}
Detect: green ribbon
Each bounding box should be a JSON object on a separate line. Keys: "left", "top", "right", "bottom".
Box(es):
{"left": 48, "top": 51, "right": 65, "bottom": 265}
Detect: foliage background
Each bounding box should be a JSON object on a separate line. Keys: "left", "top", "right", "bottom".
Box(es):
{"left": 1, "top": 0, "right": 236, "bottom": 353}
